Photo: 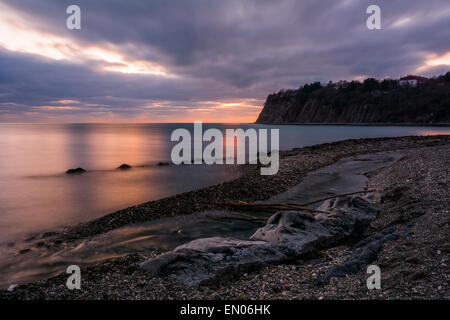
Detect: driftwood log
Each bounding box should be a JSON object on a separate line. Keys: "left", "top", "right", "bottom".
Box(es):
{"left": 203, "top": 189, "right": 378, "bottom": 222}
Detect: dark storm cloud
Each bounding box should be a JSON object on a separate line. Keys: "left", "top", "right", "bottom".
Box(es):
{"left": 0, "top": 0, "right": 449, "bottom": 121}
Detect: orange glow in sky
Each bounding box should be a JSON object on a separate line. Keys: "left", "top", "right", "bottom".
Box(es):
{"left": 416, "top": 51, "right": 450, "bottom": 72}
{"left": 0, "top": 3, "right": 170, "bottom": 76}
{"left": 425, "top": 52, "right": 450, "bottom": 67}
{"left": 15, "top": 100, "right": 263, "bottom": 123}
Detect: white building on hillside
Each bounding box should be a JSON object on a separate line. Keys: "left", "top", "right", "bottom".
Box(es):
{"left": 399, "top": 75, "right": 428, "bottom": 87}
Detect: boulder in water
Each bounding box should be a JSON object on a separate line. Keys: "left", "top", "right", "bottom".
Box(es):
{"left": 118, "top": 164, "right": 132, "bottom": 170}
{"left": 66, "top": 168, "right": 86, "bottom": 174}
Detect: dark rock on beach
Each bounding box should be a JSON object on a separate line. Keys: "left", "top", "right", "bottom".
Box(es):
{"left": 141, "top": 238, "right": 279, "bottom": 286}
{"left": 314, "top": 225, "right": 401, "bottom": 286}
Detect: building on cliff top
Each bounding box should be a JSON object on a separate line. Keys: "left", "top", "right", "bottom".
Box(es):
{"left": 399, "top": 75, "right": 428, "bottom": 87}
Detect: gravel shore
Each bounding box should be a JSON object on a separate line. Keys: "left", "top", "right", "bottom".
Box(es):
{"left": 1, "top": 135, "right": 449, "bottom": 299}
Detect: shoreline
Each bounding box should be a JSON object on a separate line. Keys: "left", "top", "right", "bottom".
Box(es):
{"left": 1, "top": 135, "right": 449, "bottom": 299}
{"left": 52, "top": 135, "right": 450, "bottom": 244}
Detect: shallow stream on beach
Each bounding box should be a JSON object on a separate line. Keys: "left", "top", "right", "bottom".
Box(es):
{"left": 0, "top": 151, "right": 402, "bottom": 289}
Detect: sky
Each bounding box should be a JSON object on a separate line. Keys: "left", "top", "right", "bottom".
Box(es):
{"left": 0, "top": 0, "right": 449, "bottom": 123}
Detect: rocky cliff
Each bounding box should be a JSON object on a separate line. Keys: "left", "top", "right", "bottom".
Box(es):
{"left": 256, "top": 73, "right": 450, "bottom": 124}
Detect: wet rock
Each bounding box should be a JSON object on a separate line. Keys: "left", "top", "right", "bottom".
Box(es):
{"left": 140, "top": 238, "right": 283, "bottom": 286}
{"left": 314, "top": 225, "right": 401, "bottom": 286}
{"left": 315, "top": 196, "right": 378, "bottom": 240}
{"left": 118, "top": 164, "right": 132, "bottom": 170}
{"left": 66, "top": 168, "right": 86, "bottom": 175}
{"left": 250, "top": 211, "right": 331, "bottom": 254}
{"left": 252, "top": 198, "right": 375, "bottom": 254}
{"left": 140, "top": 195, "right": 378, "bottom": 286}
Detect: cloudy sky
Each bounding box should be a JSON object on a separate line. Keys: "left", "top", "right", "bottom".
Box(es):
{"left": 0, "top": 0, "right": 449, "bottom": 123}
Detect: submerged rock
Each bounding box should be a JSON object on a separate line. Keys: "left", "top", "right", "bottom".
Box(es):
{"left": 66, "top": 168, "right": 86, "bottom": 174}
{"left": 117, "top": 164, "right": 132, "bottom": 170}
{"left": 140, "top": 195, "right": 379, "bottom": 286}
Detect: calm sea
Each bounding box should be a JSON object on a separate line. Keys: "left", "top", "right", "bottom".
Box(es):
{"left": 0, "top": 123, "right": 448, "bottom": 243}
